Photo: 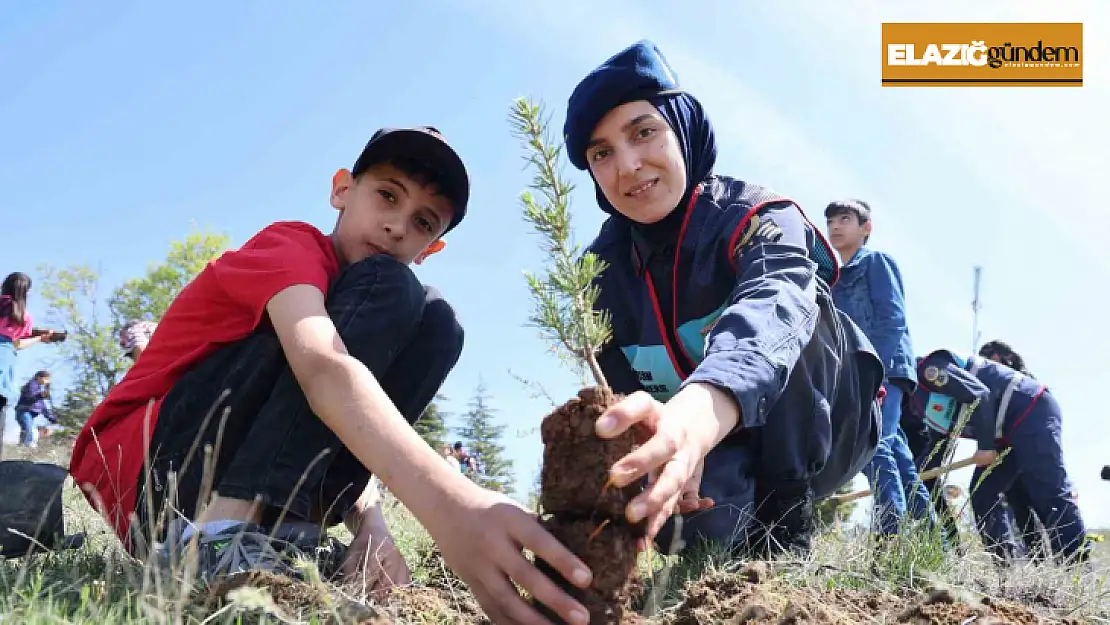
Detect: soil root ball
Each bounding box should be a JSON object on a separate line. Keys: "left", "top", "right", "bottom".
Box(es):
{"left": 540, "top": 387, "right": 640, "bottom": 517}
{"left": 534, "top": 386, "right": 647, "bottom": 624}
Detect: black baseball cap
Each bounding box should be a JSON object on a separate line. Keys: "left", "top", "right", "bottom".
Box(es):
{"left": 351, "top": 126, "right": 470, "bottom": 234}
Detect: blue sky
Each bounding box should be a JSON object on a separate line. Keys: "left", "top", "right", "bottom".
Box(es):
{"left": 3, "top": 1, "right": 1108, "bottom": 527}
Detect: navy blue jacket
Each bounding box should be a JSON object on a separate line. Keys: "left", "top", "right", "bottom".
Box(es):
{"left": 831, "top": 247, "right": 917, "bottom": 384}
{"left": 588, "top": 175, "right": 884, "bottom": 494}
{"left": 916, "top": 349, "right": 1047, "bottom": 451}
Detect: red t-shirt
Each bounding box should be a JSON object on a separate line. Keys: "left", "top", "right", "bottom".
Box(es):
{"left": 69, "top": 221, "right": 341, "bottom": 547}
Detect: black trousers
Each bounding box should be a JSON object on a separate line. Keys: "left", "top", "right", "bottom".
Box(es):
{"left": 131, "top": 256, "right": 463, "bottom": 550}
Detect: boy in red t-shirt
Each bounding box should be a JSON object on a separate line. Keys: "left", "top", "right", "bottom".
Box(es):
{"left": 70, "top": 127, "right": 596, "bottom": 625}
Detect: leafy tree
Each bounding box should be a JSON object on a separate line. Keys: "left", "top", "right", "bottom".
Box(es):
{"left": 109, "top": 229, "right": 230, "bottom": 322}
{"left": 37, "top": 229, "right": 230, "bottom": 427}
{"left": 458, "top": 382, "right": 515, "bottom": 494}
{"left": 413, "top": 393, "right": 450, "bottom": 452}
{"left": 508, "top": 97, "right": 612, "bottom": 390}
{"left": 36, "top": 264, "right": 130, "bottom": 426}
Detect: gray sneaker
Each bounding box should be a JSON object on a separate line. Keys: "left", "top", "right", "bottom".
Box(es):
{"left": 163, "top": 522, "right": 306, "bottom": 585}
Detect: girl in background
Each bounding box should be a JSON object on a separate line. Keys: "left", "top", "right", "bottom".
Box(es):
{"left": 0, "top": 272, "right": 58, "bottom": 449}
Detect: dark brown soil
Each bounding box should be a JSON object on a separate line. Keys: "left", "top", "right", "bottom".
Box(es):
{"left": 200, "top": 569, "right": 383, "bottom": 623}
{"left": 539, "top": 386, "right": 640, "bottom": 517}
{"left": 660, "top": 568, "right": 1083, "bottom": 625}
{"left": 536, "top": 517, "right": 646, "bottom": 624}
{"left": 535, "top": 386, "right": 646, "bottom": 624}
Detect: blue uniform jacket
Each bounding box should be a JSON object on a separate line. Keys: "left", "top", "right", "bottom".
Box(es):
{"left": 588, "top": 175, "right": 884, "bottom": 494}
{"left": 831, "top": 247, "right": 917, "bottom": 385}
{"left": 916, "top": 349, "right": 1048, "bottom": 452}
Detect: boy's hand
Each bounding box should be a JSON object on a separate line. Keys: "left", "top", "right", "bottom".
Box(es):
{"left": 596, "top": 390, "right": 718, "bottom": 542}
{"left": 342, "top": 506, "right": 411, "bottom": 595}
{"left": 432, "top": 488, "right": 593, "bottom": 625}
{"left": 972, "top": 449, "right": 999, "bottom": 467}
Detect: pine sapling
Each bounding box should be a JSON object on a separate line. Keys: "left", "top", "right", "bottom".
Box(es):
{"left": 509, "top": 96, "right": 612, "bottom": 391}
{"left": 509, "top": 96, "right": 645, "bottom": 625}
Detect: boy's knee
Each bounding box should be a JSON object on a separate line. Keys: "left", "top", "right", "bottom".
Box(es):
{"left": 422, "top": 286, "right": 464, "bottom": 360}
{"left": 329, "top": 255, "right": 427, "bottom": 325}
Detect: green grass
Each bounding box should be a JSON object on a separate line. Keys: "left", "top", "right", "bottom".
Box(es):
{"left": 3, "top": 439, "right": 1108, "bottom": 624}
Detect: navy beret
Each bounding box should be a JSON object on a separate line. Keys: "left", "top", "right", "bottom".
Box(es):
{"left": 563, "top": 40, "right": 684, "bottom": 171}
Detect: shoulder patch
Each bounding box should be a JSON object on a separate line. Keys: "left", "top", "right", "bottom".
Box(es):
{"left": 732, "top": 214, "right": 784, "bottom": 258}
{"left": 924, "top": 365, "right": 940, "bottom": 382}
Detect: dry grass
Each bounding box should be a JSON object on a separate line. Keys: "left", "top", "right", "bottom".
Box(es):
{"left": 2, "top": 437, "right": 1108, "bottom": 624}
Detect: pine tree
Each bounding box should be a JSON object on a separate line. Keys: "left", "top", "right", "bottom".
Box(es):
{"left": 458, "top": 382, "right": 515, "bottom": 494}
{"left": 413, "top": 393, "right": 450, "bottom": 452}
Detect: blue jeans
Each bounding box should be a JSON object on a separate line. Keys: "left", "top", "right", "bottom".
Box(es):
{"left": 16, "top": 410, "right": 35, "bottom": 446}
{"left": 132, "top": 256, "right": 464, "bottom": 546}
{"left": 864, "top": 383, "right": 933, "bottom": 535}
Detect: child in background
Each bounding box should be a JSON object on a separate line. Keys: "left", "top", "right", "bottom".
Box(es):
{"left": 915, "top": 348, "right": 1090, "bottom": 564}
{"left": 120, "top": 320, "right": 159, "bottom": 361}
{"left": 13, "top": 370, "right": 55, "bottom": 448}
{"left": 825, "top": 200, "right": 933, "bottom": 537}
{"left": 0, "top": 272, "right": 58, "bottom": 449}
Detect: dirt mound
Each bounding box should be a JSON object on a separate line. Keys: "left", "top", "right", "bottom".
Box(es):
{"left": 200, "top": 569, "right": 381, "bottom": 623}
{"left": 896, "top": 589, "right": 1084, "bottom": 625}
{"left": 381, "top": 585, "right": 488, "bottom": 624}
{"left": 179, "top": 561, "right": 1090, "bottom": 624}
{"left": 662, "top": 565, "right": 1080, "bottom": 625}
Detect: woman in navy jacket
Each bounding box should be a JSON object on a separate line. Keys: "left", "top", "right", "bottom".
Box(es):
{"left": 564, "top": 40, "right": 885, "bottom": 557}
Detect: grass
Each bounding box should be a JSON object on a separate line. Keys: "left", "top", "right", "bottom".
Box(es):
{"left": 2, "top": 437, "right": 1108, "bottom": 624}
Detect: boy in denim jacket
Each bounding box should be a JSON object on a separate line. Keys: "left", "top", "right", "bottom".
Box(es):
{"left": 826, "top": 199, "right": 932, "bottom": 536}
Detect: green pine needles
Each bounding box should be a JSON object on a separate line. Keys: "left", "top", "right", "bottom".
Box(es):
{"left": 508, "top": 96, "right": 612, "bottom": 390}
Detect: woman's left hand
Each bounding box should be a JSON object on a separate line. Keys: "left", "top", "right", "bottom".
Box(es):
{"left": 596, "top": 391, "right": 716, "bottom": 543}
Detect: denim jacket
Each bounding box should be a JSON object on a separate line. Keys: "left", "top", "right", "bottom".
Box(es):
{"left": 831, "top": 247, "right": 916, "bottom": 385}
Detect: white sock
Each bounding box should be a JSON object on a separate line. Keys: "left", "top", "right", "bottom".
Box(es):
{"left": 179, "top": 519, "right": 245, "bottom": 544}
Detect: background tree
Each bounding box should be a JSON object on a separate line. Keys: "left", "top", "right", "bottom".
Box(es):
{"left": 37, "top": 229, "right": 230, "bottom": 428}
{"left": 36, "top": 265, "right": 130, "bottom": 428}
{"left": 109, "top": 229, "right": 230, "bottom": 322}
{"left": 413, "top": 392, "right": 450, "bottom": 452}
{"left": 457, "top": 382, "right": 515, "bottom": 494}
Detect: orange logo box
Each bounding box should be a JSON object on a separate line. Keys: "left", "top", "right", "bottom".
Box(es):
{"left": 881, "top": 23, "right": 1083, "bottom": 87}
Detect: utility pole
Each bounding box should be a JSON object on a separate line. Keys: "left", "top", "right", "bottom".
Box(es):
{"left": 971, "top": 266, "right": 983, "bottom": 353}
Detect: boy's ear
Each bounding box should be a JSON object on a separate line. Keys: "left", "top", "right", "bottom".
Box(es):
{"left": 331, "top": 168, "right": 353, "bottom": 211}
{"left": 414, "top": 239, "right": 446, "bottom": 265}
{"left": 862, "top": 220, "right": 873, "bottom": 238}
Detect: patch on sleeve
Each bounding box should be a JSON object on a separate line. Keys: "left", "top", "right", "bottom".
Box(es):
{"left": 924, "top": 365, "right": 947, "bottom": 386}
{"left": 733, "top": 214, "right": 784, "bottom": 258}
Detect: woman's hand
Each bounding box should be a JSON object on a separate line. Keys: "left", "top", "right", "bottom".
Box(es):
{"left": 595, "top": 385, "right": 733, "bottom": 542}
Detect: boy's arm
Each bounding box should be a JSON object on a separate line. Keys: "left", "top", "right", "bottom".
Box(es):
{"left": 266, "top": 284, "right": 476, "bottom": 526}
{"left": 266, "top": 284, "right": 592, "bottom": 624}
{"left": 917, "top": 353, "right": 996, "bottom": 451}
{"left": 864, "top": 252, "right": 909, "bottom": 375}
{"left": 680, "top": 201, "right": 819, "bottom": 432}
